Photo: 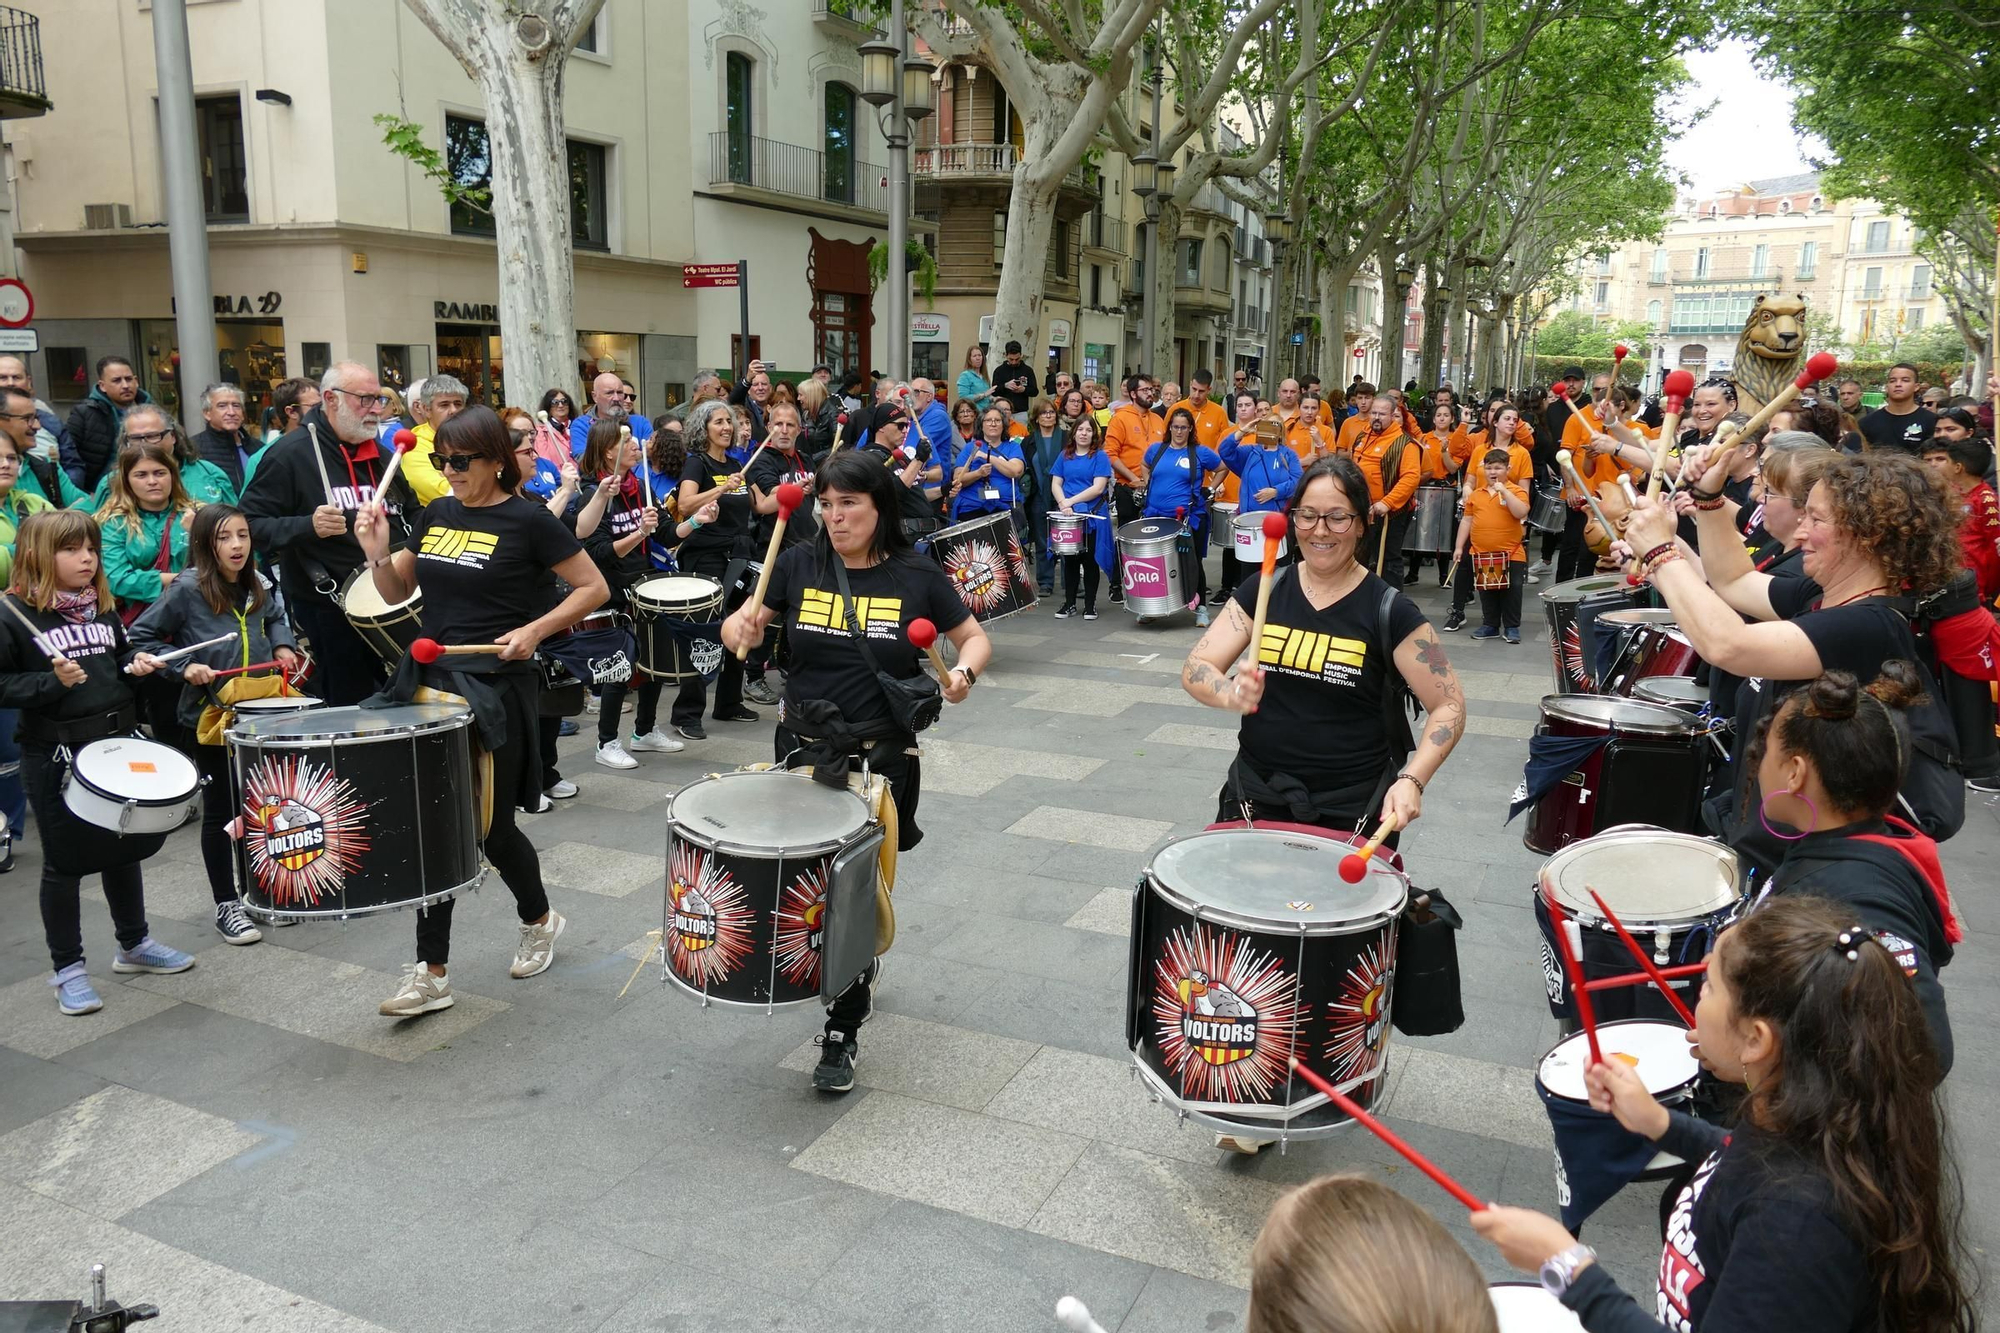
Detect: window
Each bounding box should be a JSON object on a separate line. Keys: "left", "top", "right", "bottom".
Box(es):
{"left": 1750, "top": 244, "right": 1769, "bottom": 278}
{"left": 1694, "top": 247, "right": 1710, "bottom": 279}
{"left": 1865, "top": 219, "right": 1890, "bottom": 252}
{"left": 448, "top": 115, "right": 610, "bottom": 248}
{"left": 1778, "top": 199, "right": 1791, "bottom": 214}
{"left": 1646, "top": 299, "right": 1662, "bottom": 327}
{"left": 1862, "top": 266, "right": 1883, "bottom": 299}
{"left": 196, "top": 94, "right": 248, "bottom": 223}
{"left": 377, "top": 344, "right": 418, "bottom": 394}
{"left": 1214, "top": 243, "right": 1229, "bottom": 289}
{"left": 726, "top": 53, "right": 754, "bottom": 185}
{"left": 1910, "top": 263, "right": 1932, "bottom": 299}
{"left": 1090, "top": 173, "right": 1105, "bottom": 246}
{"left": 302, "top": 342, "right": 331, "bottom": 383}
{"left": 1133, "top": 223, "right": 1146, "bottom": 288}
{"left": 1180, "top": 238, "right": 1201, "bottom": 285}
{"left": 993, "top": 211, "right": 1008, "bottom": 270}
{"left": 1594, "top": 281, "right": 1609, "bottom": 310}
{"left": 1650, "top": 248, "right": 1668, "bottom": 282}
{"left": 1594, "top": 254, "right": 1611, "bottom": 275}
{"left": 1091, "top": 264, "right": 1103, "bottom": 308}
{"left": 992, "top": 86, "right": 1011, "bottom": 145}
{"left": 823, "top": 82, "right": 856, "bottom": 204}
{"left": 573, "top": 12, "right": 606, "bottom": 53}
{"left": 567, "top": 140, "right": 607, "bottom": 249}
{"left": 813, "top": 292, "right": 868, "bottom": 376}
{"left": 1054, "top": 219, "right": 1070, "bottom": 279}
{"left": 1906, "top": 307, "right": 1925, "bottom": 331}
{"left": 1797, "top": 241, "right": 1817, "bottom": 279}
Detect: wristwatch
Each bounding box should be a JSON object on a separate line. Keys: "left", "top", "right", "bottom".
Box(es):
{"left": 954, "top": 666, "right": 978, "bottom": 687}
{"left": 1539, "top": 1243, "right": 1597, "bottom": 1297}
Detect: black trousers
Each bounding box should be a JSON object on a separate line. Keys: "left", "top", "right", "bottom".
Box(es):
{"left": 1365, "top": 510, "right": 1411, "bottom": 588}
{"left": 537, "top": 716, "right": 562, "bottom": 790}
{"left": 1061, "top": 552, "right": 1102, "bottom": 611}
{"left": 1477, "top": 559, "right": 1528, "bottom": 630}
{"left": 25, "top": 741, "right": 148, "bottom": 970}
{"left": 195, "top": 744, "right": 238, "bottom": 906}
{"left": 1554, "top": 506, "right": 1591, "bottom": 583}
{"left": 290, "top": 593, "right": 386, "bottom": 706}
{"left": 598, "top": 678, "right": 664, "bottom": 744}
{"left": 416, "top": 699, "right": 551, "bottom": 966}
{"left": 671, "top": 550, "right": 746, "bottom": 724}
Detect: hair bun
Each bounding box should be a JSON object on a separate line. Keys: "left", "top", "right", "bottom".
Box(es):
{"left": 1866, "top": 659, "right": 1930, "bottom": 712}
{"left": 1803, "top": 671, "right": 1861, "bottom": 722}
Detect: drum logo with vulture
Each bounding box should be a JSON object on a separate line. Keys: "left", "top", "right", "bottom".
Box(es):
{"left": 1151, "top": 923, "right": 1306, "bottom": 1103}
{"left": 240, "top": 756, "right": 371, "bottom": 909}
{"left": 689, "top": 636, "right": 725, "bottom": 679}
{"left": 1323, "top": 942, "right": 1394, "bottom": 1086}
{"left": 667, "top": 841, "right": 754, "bottom": 985}
{"left": 774, "top": 865, "right": 830, "bottom": 991}
{"left": 940, "top": 537, "right": 1012, "bottom": 617}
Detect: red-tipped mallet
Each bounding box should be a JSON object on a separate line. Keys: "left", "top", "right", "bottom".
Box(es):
{"left": 736, "top": 482, "right": 806, "bottom": 659}
{"left": 1647, "top": 368, "right": 1697, "bottom": 501}
{"left": 1338, "top": 815, "right": 1400, "bottom": 883}
{"left": 1610, "top": 343, "right": 1629, "bottom": 389}
{"left": 1718, "top": 350, "right": 1839, "bottom": 452}
{"left": 1587, "top": 886, "right": 1698, "bottom": 1027}
{"left": 1289, "top": 1056, "right": 1487, "bottom": 1212}
{"left": 1245, "top": 511, "right": 1288, "bottom": 678}
{"left": 908, "top": 617, "right": 951, "bottom": 679}
{"left": 1548, "top": 900, "right": 1604, "bottom": 1066}
{"left": 376, "top": 428, "right": 419, "bottom": 496}
{"left": 410, "top": 637, "right": 503, "bottom": 665}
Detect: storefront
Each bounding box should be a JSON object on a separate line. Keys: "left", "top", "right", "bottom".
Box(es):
{"left": 910, "top": 312, "right": 951, "bottom": 383}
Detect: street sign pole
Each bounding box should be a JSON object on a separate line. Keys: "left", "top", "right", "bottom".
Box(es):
{"left": 738, "top": 260, "right": 751, "bottom": 381}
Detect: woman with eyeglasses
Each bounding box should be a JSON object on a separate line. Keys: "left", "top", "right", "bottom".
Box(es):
{"left": 88, "top": 406, "right": 237, "bottom": 511}
{"left": 1181, "top": 454, "right": 1466, "bottom": 836}
{"left": 353, "top": 405, "right": 609, "bottom": 1017}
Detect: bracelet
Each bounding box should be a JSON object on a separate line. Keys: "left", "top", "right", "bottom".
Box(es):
{"left": 1641, "top": 542, "right": 1677, "bottom": 567}
{"left": 368, "top": 555, "right": 391, "bottom": 570}
{"left": 1646, "top": 549, "right": 1685, "bottom": 578}
{"left": 1685, "top": 483, "right": 1722, "bottom": 502}
{"left": 1395, "top": 771, "right": 1425, "bottom": 795}
{"left": 1692, "top": 496, "right": 1727, "bottom": 512}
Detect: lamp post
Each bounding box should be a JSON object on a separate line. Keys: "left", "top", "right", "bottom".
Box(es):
{"left": 859, "top": 7, "right": 933, "bottom": 382}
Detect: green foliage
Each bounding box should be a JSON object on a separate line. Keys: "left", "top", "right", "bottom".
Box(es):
{"left": 1535, "top": 312, "right": 1655, "bottom": 359}
{"left": 373, "top": 114, "right": 491, "bottom": 215}
{"left": 1898, "top": 322, "right": 1969, "bottom": 366}
{"left": 1526, "top": 353, "right": 1652, "bottom": 385}
{"left": 868, "top": 238, "right": 940, "bottom": 307}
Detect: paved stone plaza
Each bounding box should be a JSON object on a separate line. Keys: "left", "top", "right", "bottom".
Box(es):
{"left": 1, "top": 576, "right": 1995, "bottom": 1330}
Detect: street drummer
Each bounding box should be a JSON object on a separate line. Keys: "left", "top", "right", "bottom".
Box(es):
{"left": 0, "top": 509, "right": 187, "bottom": 1016}
{"left": 1181, "top": 455, "right": 1465, "bottom": 835}
{"left": 1474, "top": 895, "right": 1974, "bottom": 1333}
{"left": 1449, "top": 449, "right": 1530, "bottom": 644}
{"left": 721, "top": 450, "right": 990, "bottom": 1093}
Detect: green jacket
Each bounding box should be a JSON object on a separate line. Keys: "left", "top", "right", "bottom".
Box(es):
{"left": 0, "top": 489, "right": 54, "bottom": 584}
{"left": 15, "top": 453, "right": 90, "bottom": 509}
{"left": 99, "top": 506, "right": 193, "bottom": 608}
{"left": 88, "top": 457, "right": 238, "bottom": 512}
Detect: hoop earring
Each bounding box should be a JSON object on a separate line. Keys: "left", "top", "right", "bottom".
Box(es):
{"left": 1758, "top": 787, "right": 1816, "bottom": 841}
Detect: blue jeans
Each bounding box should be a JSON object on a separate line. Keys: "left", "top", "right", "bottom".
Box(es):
{"left": 0, "top": 708, "right": 24, "bottom": 838}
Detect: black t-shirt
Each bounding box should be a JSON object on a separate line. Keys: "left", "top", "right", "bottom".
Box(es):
{"left": 1228, "top": 568, "right": 1426, "bottom": 791}
{"left": 573, "top": 475, "right": 654, "bottom": 589}
{"left": 993, "top": 359, "right": 1035, "bottom": 414}
{"left": 1708, "top": 547, "right": 1816, "bottom": 710}
{"left": 406, "top": 495, "right": 582, "bottom": 648}
{"left": 678, "top": 449, "right": 755, "bottom": 559}
{"left": 1858, "top": 405, "right": 1935, "bottom": 453}
{"left": 1728, "top": 582, "right": 1915, "bottom": 767}
{"left": 765, "top": 546, "right": 970, "bottom": 730}
{"left": 745, "top": 447, "right": 819, "bottom": 549}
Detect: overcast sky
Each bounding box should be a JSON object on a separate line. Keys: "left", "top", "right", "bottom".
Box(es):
{"left": 1669, "top": 40, "right": 1828, "bottom": 196}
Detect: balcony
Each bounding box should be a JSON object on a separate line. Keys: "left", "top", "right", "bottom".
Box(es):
{"left": 0, "top": 6, "right": 50, "bottom": 119}
{"left": 1908, "top": 285, "right": 1932, "bottom": 301}
{"left": 1671, "top": 267, "right": 1785, "bottom": 288}
{"left": 707, "top": 131, "right": 885, "bottom": 217}
{"left": 810, "top": 0, "right": 884, "bottom": 38}
{"left": 913, "top": 142, "right": 1095, "bottom": 195}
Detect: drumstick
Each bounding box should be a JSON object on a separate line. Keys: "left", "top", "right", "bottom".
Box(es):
{"left": 409, "top": 638, "right": 504, "bottom": 663}
{"left": 0, "top": 593, "right": 70, "bottom": 666}
{"left": 122, "top": 631, "right": 238, "bottom": 673}
{"left": 1583, "top": 959, "right": 1708, "bottom": 993}
{"left": 1338, "top": 815, "right": 1399, "bottom": 883}
{"left": 1610, "top": 343, "right": 1629, "bottom": 392}
{"left": 625, "top": 425, "right": 652, "bottom": 512}
{"left": 1648, "top": 369, "right": 1696, "bottom": 501}
{"left": 907, "top": 617, "right": 951, "bottom": 678}
{"left": 1055, "top": 1297, "right": 1110, "bottom": 1333}
{"left": 208, "top": 658, "right": 284, "bottom": 681}
{"left": 1246, "top": 513, "right": 1287, "bottom": 669}
{"left": 375, "top": 428, "right": 419, "bottom": 498}
{"left": 1548, "top": 901, "right": 1604, "bottom": 1066}
{"left": 1587, "top": 887, "right": 1698, "bottom": 1026}
{"left": 737, "top": 434, "right": 775, "bottom": 484}
{"left": 1289, "top": 1056, "right": 1488, "bottom": 1212}
{"left": 735, "top": 481, "right": 805, "bottom": 660}
{"left": 1712, "top": 350, "right": 1839, "bottom": 452}
{"left": 1556, "top": 450, "right": 1618, "bottom": 544}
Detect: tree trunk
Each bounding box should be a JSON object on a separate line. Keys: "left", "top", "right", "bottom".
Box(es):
{"left": 1418, "top": 267, "right": 1445, "bottom": 390}
{"left": 1377, "top": 239, "right": 1405, "bottom": 391}
{"left": 1150, "top": 192, "right": 1186, "bottom": 380}
{"left": 401, "top": 0, "right": 602, "bottom": 402}
{"left": 1272, "top": 240, "right": 1303, "bottom": 384}
{"left": 990, "top": 161, "right": 1062, "bottom": 371}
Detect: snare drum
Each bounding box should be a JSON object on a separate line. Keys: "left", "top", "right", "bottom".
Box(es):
{"left": 1536, "top": 1018, "right": 1701, "bottom": 1217}
{"left": 1128, "top": 828, "right": 1408, "bottom": 1142}
{"left": 1232, "top": 508, "right": 1288, "bottom": 562}
{"left": 1047, "top": 511, "right": 1087, "bottom": 556}
{"left": 1117, "top": 517, "right": 1186, "bottom": 617}
{"left": 1597, "top": 609, "right": 1697, "bottom": 697}
{"left": 1525, "top": 483, "right": 1567, "bottom": 534}
{"left": 1539, "top": 575, "right": 1640, "bottom": 694}
{"left": 339, "top": 565, "right": 424, "bottom": 666}
{"left": 1534, "top": 827, "right": 1740, "bottom": 1023}
{"left": 629, "top": 575, "right": 724, "bottom": 683}
{"left": 1473, "top": 550, "right": 1511, "bottom": 590}
{"left": 931, "top": 512, "right": 1036, "bottom": 622}
{"left": 1489, "top": 1283, "right": 1587, "bottom": 1332}
{"left": 229, "top": 703, "right": 484, "bottom": 922}
{"left": 1524, "top": 695, "right": 1706, "bottom": 854}
{"left": 1403, "top": 482, "right": 1457, "bottom": 554}
{"left": 63, "top": 736, "right": 200, "bottom": 834}
{"left": 664, "top": 769, "right": 886, "bottom": 1009}
{"left": 1632, "top": 675, "right": 1709, "bottom": 713}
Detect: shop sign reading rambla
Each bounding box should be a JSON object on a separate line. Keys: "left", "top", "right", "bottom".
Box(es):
{"left": 434, "top": 301, "right": 500, "bottom": 322}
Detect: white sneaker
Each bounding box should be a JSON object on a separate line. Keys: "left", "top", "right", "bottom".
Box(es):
{"left": 511, "top": 909, "right": 566, "bottom": 979}
{"left": 584, "top": 693, "right": 601, "bottom": 715}
{"left": 1528, "top": 559, "right": 1551, "bottom": 576}
{"left": 379, "top": 963, "right": 453, "bottom": 1016}
{"left": 629, "top": 729, "right": 684, "bottom": 754}
{"left": 546, "top": 779, "right": 579, "bottom": 799}
{"left": 595, "top": 739, "right": 640, "bottom": 769}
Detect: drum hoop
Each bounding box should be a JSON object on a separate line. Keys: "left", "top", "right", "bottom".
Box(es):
{"left": 225, "top": 713, "right": 473, "bottom": 746}
{"left": 632, "top": 581, "right": 725, "bottom": 614}
{"left": 1540, "top": 694, "right": 1692, "bottom": 735}
{"left": 1534, "top": 1017, "right": 1701, "bottom": 1102}
{"left": 1538, "top": 833, "right": 1741, "bottom": 923}
{"left": 1143, "top": 871, "right": 1406, "bottom": 935}
{"left": 935, "top": 512, "right": 1015, "bottom": 540}
{"left": 666, "top": 772, "right": 871, "bottom": 856}
{"left": 69, "top": 740, "right": 198, "bottom": 801}
{"left": 241, "top": 868, "right": 488, "bottom": 923}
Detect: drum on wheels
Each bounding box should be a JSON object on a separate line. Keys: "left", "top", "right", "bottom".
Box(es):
{"left": 339, "top": 565, "right": 423, "bottom": 666}
{"left": 228, "top": 702, "right": 484, "bottom": 922}
{"left": 931, "top": 512, "right": 1036, "bottom": 622}
{"left": 1402, "top": 482, "right": 1457, "bottom": 554}
{"left": 1539, "top": 575, "right": 1639, "bottom": 694}
{"left": 663, "top": 769, "right": 886, "bottom": 1009}
{"left": 1597, "top": 608, "right": 1696, "bottom": 697}
{"left": 1533, "top": 826, "right": 1740, "bottom": 1024}
{"left": 1525, "top": 484, "right": 1566, "bottom": 534}
{"left": 1047, "top": 511, "right": 1087, "bottom": 557}
{"left": 63, "top": 737, "right": 200, "bottom": 834}
{"left": 1524, "top": 695, "right": 1706, "bottom": 854}
{"left": 1128, "top": 828, "right": 1408, "bottom": 1143}
{"left": 629, "top": 575, "right": 723, "bottom": 683}
{"left": 1117, "top": 517, "right": 1187, "bottom": 617}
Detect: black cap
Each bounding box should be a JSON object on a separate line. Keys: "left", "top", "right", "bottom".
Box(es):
{"left": 810, "top": 363, "right": 833, "bottom": 376}
{"left": 1004, "top": 340, "right": 1023, "bottom": 354}
{"left": 1562, "top": 366, "right": 1586, "bottom": 381}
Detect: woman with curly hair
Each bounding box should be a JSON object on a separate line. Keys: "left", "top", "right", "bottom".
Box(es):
{"left": 1623, "top": 448, "right": 1964, "bottom": 873}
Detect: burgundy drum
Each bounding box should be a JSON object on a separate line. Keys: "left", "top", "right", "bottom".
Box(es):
{"left": 1598, "top": 609, "right": 1698, "bottom": 697}
{"left": 1524, "top": 695, "right": 1706, "bottom": 855}
{"left": 1539, "top": 575, "right": 1640, "bottom": 694}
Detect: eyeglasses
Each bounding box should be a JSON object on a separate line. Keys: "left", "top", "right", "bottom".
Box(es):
{"left": 548, "top": 397, "right": 572, "bottom": 408}
{"left": 1293, "top": 509, "right": 1357, "bottom": 532}
{"left": 0, "top": 410, "right": 38, "bottom": 423}
{"left": 429, "top": 452, "right": 480, "bottom": 473}
{"left": 327, "top": 388, "right": 392, "bottom": 410}
{"left": 126, "top": 429, "right": 173, "bottom": 446}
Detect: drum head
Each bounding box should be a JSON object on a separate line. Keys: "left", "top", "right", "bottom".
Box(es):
{"left": 1632, "top": 676, "right": 1707, "bottom": 708}
{"left": 633, "top": 575, "right": 721, "bottom": 606}
{"left": 72, "top": 738, "right": 197, "bottom": 798}
{"left": 1120, "top": 517, "right": 1180, "bottom": 542}
{"left": 229, "top": 701, "right": 470, "bottom": 741}
{"left": 1598, "top": 607, "right": 1678, "bottom": 629}
{"left": 674, "top": 769, "right": 868, "bottom": 851}
{"left": 1539, "top": 574, "right": 1628, "bottom": 607}
{"left": 1540, "top": 828, "right": 1739, "bottom": 925}
{"left": 1490, "top": 1283, "right": 1586, "bottom": 1332}
{"left": 1538, "top": 1019, "right": 1699, "bottom": 1101}
{"left": 342, "top": 573, "right": 417, "bottom": 616}
{"left": 1147, "top": 830, "right": 1405, "bottom": 930}
{"left": 1541, "top": 694, "right": 1691, "bottom": 735}
{"left": 232, "top": 696, "right": 324, "bottom": 714}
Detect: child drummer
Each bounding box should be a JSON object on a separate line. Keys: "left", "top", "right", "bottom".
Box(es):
{"left": 1450, "top": 448, "right": 1530, "bottom": 644}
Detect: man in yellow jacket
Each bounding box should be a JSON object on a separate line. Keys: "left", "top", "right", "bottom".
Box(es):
{"left": 397, "top": 375, "right": 470, "bottom": 507}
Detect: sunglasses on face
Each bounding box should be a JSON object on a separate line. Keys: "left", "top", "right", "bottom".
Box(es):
{"left": 430, "top": 452, "right": 480, "bottom": 473}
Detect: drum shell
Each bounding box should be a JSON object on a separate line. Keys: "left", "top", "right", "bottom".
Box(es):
{"left": 1117, "top": 518, "right": 1186, "bottom": 616}
{"left": 931, "top": 512, "right": 1037, "bottom": 623}
{"left": 1402, "top": 483, "right": 1457, "bottom": 554}
{"left": 1539, "top": 575, "right": 1639, "bottom": 694}
{"left": 1232, "top": 509, "right": 1289, "bottom": 561}
{"left": 230, "top": 704, "right": 483, "bottom": 921}
{"left": 62, "top": 737, "right": 200, "bottom": 835}
{"left": 1047, "top": 512, "right": 1087, "bottom": 556}
{"left": 630, "top": 575, "right": 723, "bottom": 683}
{"left": 338, "top": 566, "right": 424, "bottom": 666}
{"left": 1524, "top": 695, "right": 1706, "bottom": 854}
{"left": 1525, "top": 484, "right": 1566, "bottom": 534}
{"left": 1609, "top": 623, "right": 1699, "bottom": 698}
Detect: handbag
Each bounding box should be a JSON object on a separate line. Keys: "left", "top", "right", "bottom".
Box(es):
{"left": 830, "top": 557, "right": 942, "bottom": 734}
{"left": 1391, "top": 884, "right": 1465, "bottom": 1036}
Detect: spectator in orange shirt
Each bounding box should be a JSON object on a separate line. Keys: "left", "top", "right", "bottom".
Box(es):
{"left": 1302, "top": 375, "right": 1337, "bottom": 428}
{"left": 1349, "top": 395, "right": 1424, "bottom": 586}
{"left": 1274, "top": 378, "right": 1304, "bottom": 426}
{"left": 1169, "top": 369, "right": 1233, "bottom": 452}
{"left": 1288, "top": 393, "right": 1335, "bottom": 462}
{"left": 1451, "top": 447, "right": 1531, "bottom": 641}
{"left": 1104, "top": 374, "right": 1164, "bottom": 603}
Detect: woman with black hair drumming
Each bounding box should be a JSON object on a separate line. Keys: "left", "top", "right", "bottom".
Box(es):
{"left": 1752, "top": 665, "right": 1962, "bottom": 1072}
{"left": 1476, "top": 895, "right": 1977, "bottom": 1332}
{"left": 721, "top": 450, "right": 991, "bottom": 1093}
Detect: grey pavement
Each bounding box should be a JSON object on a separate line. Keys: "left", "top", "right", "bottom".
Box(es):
{"left": 1, "top": 570, "right": 1996, "bottom": 1329}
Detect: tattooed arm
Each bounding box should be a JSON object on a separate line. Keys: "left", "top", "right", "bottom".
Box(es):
{"left": 1181, "top": 597, "right": 1264, "bottom": 714}
{"left": 1381, "top": 623, "right": 1468, "bottom": 826}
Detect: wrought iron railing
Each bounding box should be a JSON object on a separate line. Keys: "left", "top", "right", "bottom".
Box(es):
{"left": 913, "top": 142, "right": 1093, "bottom": 192}
{"left": 0, "top": 6, "right": 50, "bottom": 112}
{"left": 708, "top": 131, "right": 885, "bottom": 211}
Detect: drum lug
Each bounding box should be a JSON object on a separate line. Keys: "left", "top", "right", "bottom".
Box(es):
{"left": 1652, "top": 928, "right": 1671, "bottom": 964}
{"left": 118, "top": 800, "right": 135, "bottom": 832}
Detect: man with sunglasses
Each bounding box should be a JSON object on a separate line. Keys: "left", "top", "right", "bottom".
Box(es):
{"left": 242, "top": 362, "right": 412, "bottom": 705}
{"left": 569, "top": 371, "right": 652, "bottom": 458}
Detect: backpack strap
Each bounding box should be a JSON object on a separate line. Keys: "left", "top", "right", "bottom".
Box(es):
{"left": 1377, "top": 583, "right": 1416, "bottom": 766}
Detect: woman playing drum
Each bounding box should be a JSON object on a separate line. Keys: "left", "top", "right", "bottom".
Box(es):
{"left": 1180, "top": 455, "right": 1466, "bottom": 836}
{"left": 1048, "top": 413, "right": 1114, "bottom": 620}
{"left": 720, "top": 450, "right": 991, "bottom": 1093}
{"left": 355, "top": 406, "right": 610, "bottom": 1016}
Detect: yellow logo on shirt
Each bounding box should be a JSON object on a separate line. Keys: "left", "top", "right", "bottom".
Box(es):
{"left": 1258, "top": 623, "right": 1367, "bottom": 676}
{"left": 418, "top": 527, "right": 501, "bottom": 568}
{"left": 796, "top": 588, "right": 904, "bottom": 633}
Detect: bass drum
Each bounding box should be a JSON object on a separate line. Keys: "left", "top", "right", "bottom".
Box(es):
{"left": 1524, "top": 695, "right": 1706, "bottom": 854}
{"left": 1538, "top": 574, "right": 1638, "bottom": 694}
{"left": 931, "top": 512, "right": 1037, "bottom": 622}
{"left": 339, "top": 565, "right": 423, "bottom": 666}
{"left": 629, "top": 575, "right": 724, "bottom": 683}
{"left": 1402, "top": 483, "right": 1457, "bottom": 554}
